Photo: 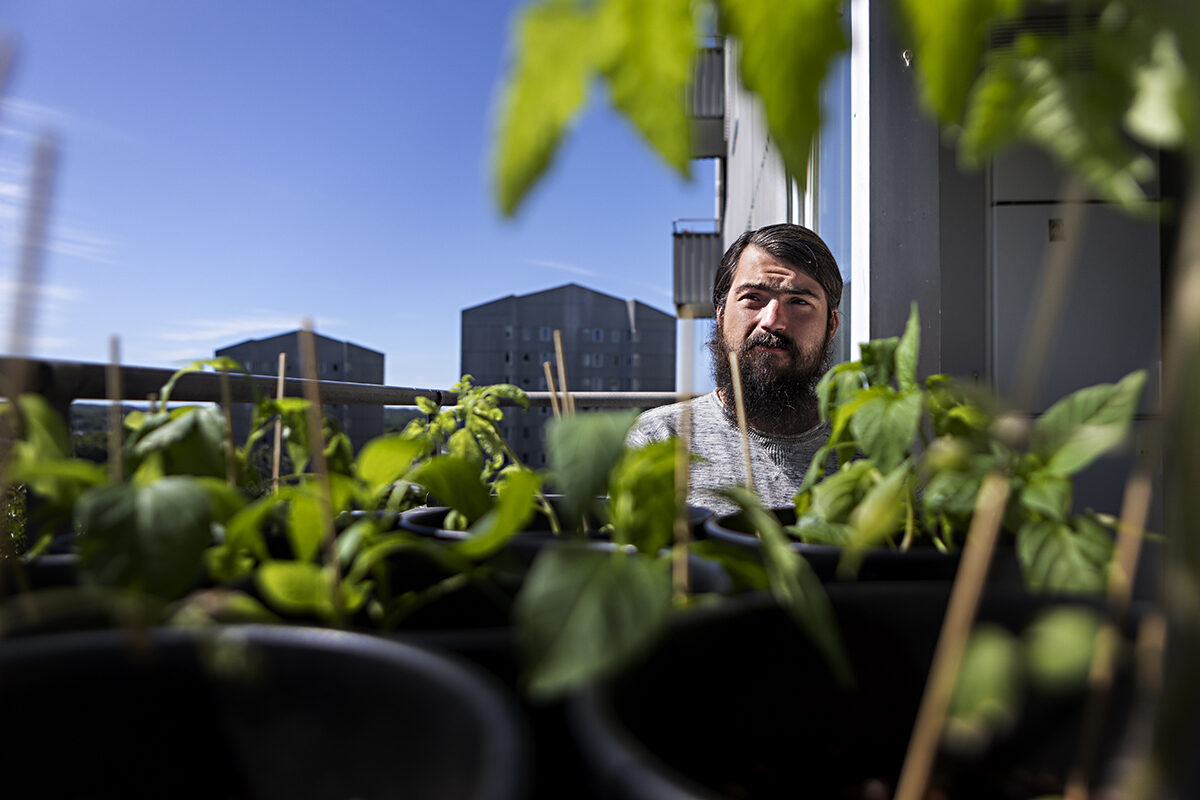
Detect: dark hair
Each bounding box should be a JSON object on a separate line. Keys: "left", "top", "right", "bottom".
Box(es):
{"left": 712, "top": 223, "right": 844, "bottom": 321}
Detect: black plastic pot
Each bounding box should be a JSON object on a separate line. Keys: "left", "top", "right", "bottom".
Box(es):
{"left": 569, "top": 584, "right": 1142, "bottom": 800}
{"left": 704, "top": 507, "right": 1027, "bottom": 584}
{"left": 400, "top": 500, "right": 712, "bottom": 566}
{"left": 0, "top": 625, "right": 529, "bottom": 800}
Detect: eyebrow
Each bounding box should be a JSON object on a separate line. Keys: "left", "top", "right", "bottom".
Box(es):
{"left": 735, "top": 281, "right": 821, "bottom": 300}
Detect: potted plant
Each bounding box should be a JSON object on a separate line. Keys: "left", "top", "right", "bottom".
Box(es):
{"left": 703, "top": 306, "right": 1150, "bottom": 593}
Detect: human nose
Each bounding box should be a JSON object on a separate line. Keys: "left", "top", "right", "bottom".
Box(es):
{"left": 757, "top": 298, "right": 785, "bottom": 332}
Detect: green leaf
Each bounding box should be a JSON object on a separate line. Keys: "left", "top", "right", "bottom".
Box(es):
{"left": 900, "top": 0, "right": 1020, "bottom": 123}
{"left": 454, "top": 468, "right": 541, "bottom": 560}
{"left": 409, "top": 456, "right": 492, "bottom": 523}
{"left": 849, "top": 389, "right": 923, "bottom": 473}
{"left": 717, "top": 0, "right": 848, "bottom": 191}
{"left": 546, "top": 410, "right": 639, "bottom": 526}
{"left": 721, "top": 485, "right": 852, "bottom": 685}
{"left": 1016, "top": 516, "right": 1112, "bottom": 593}
{"left": 15, "top": 393, "right": 73, "bottom": 458}
{"left": 1024, "top": 604, "right": 1103, "bottom": 693}
{"left": 596, "top": 0, "right": 695, "bottom": 175}
{"left": 515, "top": 546, "right": 672, "bottom": 699}
{"left": 76, "top": 477, "right": 214, "bottom": 599}
{"left": 607, "top": 438, "right": 678, "bottom": 554}
{"left": 493, "top": 0, "right": 598, "bottom": 216}
{"left": 356, "top": 435, "right": 424, "bottom": 498}
{"left": 806, "top": 459, "right": 875, "bottom": 523}
{"left": 945, "top": 624, "right": 1022, "bottom": 755}
{"left": 1019, "top": 471, "right": 1072, "bottom": 520}
{"left": 1031, "top": 370, "right": 1146, "bottom": 475}
{"left": 848, "top": 461, "right": 910, "bottom": 548}
{"left": 448, "top": 427, "right": 484, "bottom": 470}
{"left": 131, "top": 406, "right": 227, "bottom": 479}
{"left": 287, "top": 488, "right": 327, "bottom": 563}
{"left": 256, "top": 560, "right": 335, "bottom": 618}
{"left": 1125, "top": 29, "right": 1190, "bottom": 148}
{"left": 895, "top": 303, "right": 921, "bottom": 392}
{"left": 688, "top": 540, "right": 769, "bottom": 592}
{"left": 859, "top": 337, "right": 899, "bottom": 388}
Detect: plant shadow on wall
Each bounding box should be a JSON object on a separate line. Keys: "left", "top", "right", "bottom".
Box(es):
{"left": 491, "top": 0, "right": 1199, "bottom": 797}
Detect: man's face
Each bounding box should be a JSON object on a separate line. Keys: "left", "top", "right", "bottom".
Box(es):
{"left": 717, "top": 244, "right": 838, "bottom": 384}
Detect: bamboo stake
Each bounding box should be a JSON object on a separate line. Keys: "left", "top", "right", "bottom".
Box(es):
{"left": 298, "top": 320, "right": 342, "bottom": 625}
{"left": 894, "top": 473, "right": 1011, "bottom": 800}
{"left": 106, "top": 337, "right": 123, "bottom": 483}
{"left": 219, "top": 368, "right": 236, "bottom": 488}
{"left": 0, "top": 132, "right": 58, "bottom": 597}
{"left": 1063, "top": 459, "right": 1155, "bottom": 799}
{"left": 672, "top": 310, "right": 694, "bottom": 603}
{"left": 553, "top": 329, "right": 574, "bottom": 415}
{"left": 272, "top": 352, "right": 286, "bottom": 493}
{"left": 727, "top": 350, "right": 754, "bottom": 489}
{"left": 542, "top": 361, "right": 561, "bottom": 418}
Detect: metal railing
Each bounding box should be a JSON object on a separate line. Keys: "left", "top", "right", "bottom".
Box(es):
{"left": 0, "top": 357, "right": 687, "bottom": 417}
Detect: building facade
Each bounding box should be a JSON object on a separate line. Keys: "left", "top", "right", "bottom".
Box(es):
{"left": 216, "top": 331, "right": 385, "bottom": 452}
{"left": 461, "top": 283, "right": 675, "bottom": 466}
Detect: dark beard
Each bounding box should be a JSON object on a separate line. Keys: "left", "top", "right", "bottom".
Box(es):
{"left": 709, "top": 325, "right": 832, "bottom": 434}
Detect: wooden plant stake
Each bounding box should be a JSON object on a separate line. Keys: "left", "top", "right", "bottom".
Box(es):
{"left": 299, "top": 320, "right": 341, "bottom": 624}
{"left": 272, "top": 352, "right": 286, "bottom": 493}
{"left": 1064, "top": 463, "right": 1155, "bottom": 800}
{"left": 553, "top": 329, "right": 574, "bottom": 415}
{"left": 106, "top": 336, "right": 123, "bottom": 483}
{"left": 219, "top": 367, "right": 236, "bottom": 488}
{"left": 672, "top": 311, "right": 694, "bottom": 603}
{"left": 726, "top": 350, "right": 754, "bottom": 489}
{"left": 895, "top": 472, "right": 1012, "bottom": 800}
{"left": 542, "top": 361, "right": 561, "bottom": 418}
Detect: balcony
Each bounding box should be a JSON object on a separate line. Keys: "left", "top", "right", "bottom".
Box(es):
{"left": 688, "top": 45, "right": 724, "bottom": 159}
{"left": 672, "top": 218, "right": 721, "bottom": 318}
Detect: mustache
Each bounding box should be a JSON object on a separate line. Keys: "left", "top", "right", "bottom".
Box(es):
{"left": 742, "top": 330, "right": 798, "bottom": 355}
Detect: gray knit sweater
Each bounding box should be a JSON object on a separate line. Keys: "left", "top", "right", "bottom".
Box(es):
{"left": 626, "top": 391, "right": 831, "bottom": 517}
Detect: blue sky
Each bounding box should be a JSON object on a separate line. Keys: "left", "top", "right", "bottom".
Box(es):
{"left": 1, "top": 0, "right": 717, "bottom": 392}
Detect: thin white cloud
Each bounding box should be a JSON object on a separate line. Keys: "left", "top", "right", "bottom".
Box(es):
{"left": 527, "top": 258, "right": 599, "bottom": 278}
{"left": 158, "top": 314, "right": 347, "bottom": 344}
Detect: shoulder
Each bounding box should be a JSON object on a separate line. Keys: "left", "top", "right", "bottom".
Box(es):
{"left": 626, "top": 393, "right": 722, "bottom": 446}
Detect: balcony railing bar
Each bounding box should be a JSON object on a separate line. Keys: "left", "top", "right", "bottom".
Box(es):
{"left": 0, "top": 357, "right": 688, "bottom": 414}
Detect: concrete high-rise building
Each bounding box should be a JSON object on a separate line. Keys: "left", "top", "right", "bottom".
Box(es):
{"left": 216, "top": 331, "right": 384, "bottom": 452}
{"left": 461, "top": 283, "right": 675, "bottom": 466}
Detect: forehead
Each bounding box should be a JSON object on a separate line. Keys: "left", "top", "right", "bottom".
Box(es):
{"left": 729, "top": 245, "right": 826, "bottom": 301}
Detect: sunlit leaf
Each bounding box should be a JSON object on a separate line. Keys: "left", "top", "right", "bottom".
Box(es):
{"left": 287, "top": 489, "right": 326, "bottom": 563}
{"left": 493, "top": 0, "right": 598, "bottom": 216}
{"left": 597, "top": 0, "right": 694, "bottom": 175}
{"left": 717, "top": 0, "right": 848, "bottom": 190}
{"left": 256, "top": 560, "right": 334, "bottom": 618}
{"left": 607, "top": 438, "right": 678, "bottom": 554}
{"left": 895, "top": 302, "right": 921, "bottom": 392}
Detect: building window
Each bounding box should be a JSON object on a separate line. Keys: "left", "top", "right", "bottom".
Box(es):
{"left": 504, "top": 353, "right": 511, "bottom": 363}
{"left": 505, "top": 325, "right": 513, "bottom": 339}
{"left": 522, "top": 327, "right": 531, "bottom": 341}
{"left": 631, "top": 353, "right": 641, "bottom": 367}
{"left": 539, "top": 327, "right": 551, "bottom": 341}
{"left": 631, "top": 329, "right": 641, "bottom": 342}
{"left": 631, "top": 378, "right": 640, "bottom": 390}
{"left": 611, "top": 330, "right": 620, "bottom": 343}
{"left": 609, "top": 379, "right": 620, "bottom": 390}
{"left": 523, "top": 353, "right": 531, "bottom": 361}
{"left": 582, "top": 353, "right": 591, "bottom": 367}
{"left": 593, "top": 329, "right": 604, "bottom": 343}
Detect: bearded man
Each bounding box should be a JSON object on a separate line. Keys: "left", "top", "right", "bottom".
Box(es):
{"left": 627, "top": 223, "right": 843, "bottom": 514}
